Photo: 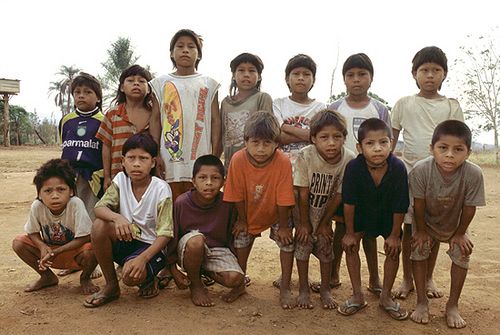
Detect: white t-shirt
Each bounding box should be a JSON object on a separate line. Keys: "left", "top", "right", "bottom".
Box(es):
{"left": 391, "top": 95, "right": 463, "bottom": 169}
{"left": 293, "top": 145, "right": 356, "bottom": 232}
{"left": 24, "top": 197, "right": 92, "bottom": 245}
{"left": 96, "top": 172, "right": 174, "bottom": 244}
{"left": 150, "top": 73, "right": 220, "bottom": 182}
{"left": 329, "top": 97, "right": 391, "bottom": 153}
{"left": 273, "top": 96, "right": 325, "bottom": 162}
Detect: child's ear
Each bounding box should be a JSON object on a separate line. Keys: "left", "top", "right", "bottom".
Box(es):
{"left": 356, "top": 143, "right": 362, "bottom": 154}
{"left": 412, "top": 70, "right": 418, "bottom": 80}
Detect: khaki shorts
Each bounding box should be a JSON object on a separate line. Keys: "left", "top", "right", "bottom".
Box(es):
{"left": 410, "top": 236, "right": 470, "bottom": 269}
{"left": 233, "top": 221, "right": 294, "bottom": 253}
{"left": 178, "top": 231, "right": 243, "bottom": 274}
{"left": 295, "top": 234, "right": 333, "bottom": 263}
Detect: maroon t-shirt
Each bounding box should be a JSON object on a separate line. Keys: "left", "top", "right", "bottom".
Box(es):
{"left": 166, "top": 189, "right": 235, "bottom": 264}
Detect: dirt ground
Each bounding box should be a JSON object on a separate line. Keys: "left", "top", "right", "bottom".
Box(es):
{"left": 0, "top": 146, "right": 499, "bottom": 335}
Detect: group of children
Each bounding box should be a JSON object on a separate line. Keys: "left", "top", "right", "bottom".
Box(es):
{"left": 12, "top": 28, "right": 486, "bottom": 330}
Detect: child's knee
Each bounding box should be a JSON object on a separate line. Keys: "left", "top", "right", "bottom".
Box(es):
{"left": 76, "top": 249, "right": 95, "bottom": 266}
{"left": 91, "top": 218, "right": 109, "bottom": 237}
{"left": 185, "top": 234, "right": 205, "bottom": 252}
{"left": 222, "top": 272, "right": 244, "bottom": 288}
{"left": 12, "top": 238, "right": 26, "bottom": 254}
{"left": 447, "top": 245, "right": 470, "bottom": 270}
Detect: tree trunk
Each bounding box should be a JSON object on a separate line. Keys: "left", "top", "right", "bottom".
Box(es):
{"left": 33, "top": 128, "right": 47, "bottom": 144}
{"left": 3, "top": 94, "right": 10, "bottom": 147}
{"left": 494, "top": 126, "right": 499, "bottom": 165}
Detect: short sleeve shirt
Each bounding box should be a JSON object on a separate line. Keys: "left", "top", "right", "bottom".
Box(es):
{"left": 342, "top": 153, "right": 409, "bottom": 238}
{"left": 24, "top": 197, "right": 92, "bottom": 245}
{"left": 223, "top": 149, "right": 295, "bottom": 234}
{"left": 294, "top": 145, "right": 356, "bottom": 232}
{"left": 409, "top": 157, "right": 485, "bottom": 241}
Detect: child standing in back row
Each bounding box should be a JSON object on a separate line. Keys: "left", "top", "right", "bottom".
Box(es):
{"left": 327, "top": 53, "right": 391, "bottom": 297}
{"left": 59, "top": 72, "right": 104, "bottom": 220}
{"left": 409, "top": 120, "right": 485, "bottom": 328}
{"left": 221, "top": 53, "right": 273, "bottom": 169}
{"left": 149, "top": 28, "right": 221, "bottom": 201}
{"left": 97, "top": 65, "right": 153, "bottom": 191}
{"left": 391, "top": 46, "right": 464, "bottom": 300}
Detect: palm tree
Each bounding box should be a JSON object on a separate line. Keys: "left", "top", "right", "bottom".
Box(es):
{"left": 48, "top": 65, "right": 80, "bottom": 117}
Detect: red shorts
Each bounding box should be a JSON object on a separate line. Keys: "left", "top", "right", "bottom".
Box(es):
{"left": 14, "top": 235, "right": 92, "bottom": 270}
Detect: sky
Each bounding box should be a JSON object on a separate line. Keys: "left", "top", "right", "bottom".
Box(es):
{"left": 2, "top": 0, "right": 498, "bottom": 144}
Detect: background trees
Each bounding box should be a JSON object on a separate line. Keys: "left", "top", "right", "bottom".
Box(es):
{"left": 47, "top": 65, "right": 81, "bottom": 117}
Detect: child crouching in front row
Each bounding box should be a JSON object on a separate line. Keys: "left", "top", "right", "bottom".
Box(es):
{"left": 339, "top": 118, "right": 409, "bottom": 320}
{"left": 12, "top": 159, "right": 98, "bottom": 294}
{"left": 84, "top": 132, "right": 173, "bottom": 308}
{"left": 169, "top": 154, "right": 244, "bottom": 307}
{"left": 223, "top": 111, "right": 296, "bottom": 309}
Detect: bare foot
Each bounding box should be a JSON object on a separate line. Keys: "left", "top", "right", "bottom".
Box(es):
{"left": 393, "top": 279, "right": 415, "bottom": 299}
{"left": 280, "top": 289, "right": 296, "bottom": 309}
{"left": 172, "top": 267, "right": 190, "bottom": 290}
{"left": 83, "top": 286, "right": 120, "bottom": 308}
{"left": 222, "top": 284, "right": 246, "bottom": 303}
{"left": 25, "top": 273, "right": 58, "bottom": 292}
{"left": 410, "top": 302, "right": 429, "bottom": 324}
{"left": 80, "top": 278, "right": 99, "bottom": 294}
{"left": 90, "top": 265, "right": 102, "bottom": 279}
{"left": 320, "top": 290, "right": 337, "bottom": 309}
{"left": 426, "top": 279, "right": 443, "bottom": 298}
{"left": 297, "top": 291, "right": 313, "bottom": 309}
{"left": 57, "top": 268, "right": 79, "bottom": 277}
{"left": 190, "top": 285, "right": 214, "bottom": 307}
{"left": 446, "top": 304, "right": 466, "bottom": 329}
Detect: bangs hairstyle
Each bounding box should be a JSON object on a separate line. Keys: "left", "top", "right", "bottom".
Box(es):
{"left": 431, "top": 120, "right": 472, "bottom": 150}
{"left": 229, "top": 53, "right": 264, "bottom": 96}
{"left": 412, "top": 46, "right": 448, "bottom": 89}
{"left": 113, "top": 64, "right": 153, "bottom": 109}
{"left": 243, "top": 111, "right": 280, "bottom": 142}
{"left": 71, "top": 72, "right": 103, "bottom": 111}
{"left": 342, "top": 53, "right": 374, "bottom": 77}
{"left": 285, "top": 54, "right": 317, "bottom": 77}
{"left": 310, "top": 109, "right": 347, "bottom": 140}
{"left": 33, "top": 159, "right": 76, "bottom": 196}
{"left": 169, "top": 29, "right": 203, "bottom": 69}
{"left": 122, "top": 132, "right": 158, "bottom": 158}
{"left": 357, "top": 118, "right": 392, "bottom": 144}
{"left": 193, "top": 154, "right": 225, "bottom": 178}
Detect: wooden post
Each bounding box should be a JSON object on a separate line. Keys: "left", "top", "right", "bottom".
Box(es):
{"left": 3, "top": 94, "right": 9, "bottom": 147}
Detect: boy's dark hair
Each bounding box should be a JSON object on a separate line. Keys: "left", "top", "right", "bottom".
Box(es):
{"left": 193, "top": 154, "right": 225, "bottom": 178}
{"left": 122, "top": 132, "right": 158, "bottom": 176}
{"left": 113, "top": 64, "right": 153, "bottom": 109}
{"left": 33, "top": 159, "right": 76, "bottom": 196}
{"left": 342, "top": 53, "right": 374, "bottom": 78}
{"left": 229, "top": 53, "right": 264, "bottom": 96}
{"left": 71, "top": 72, "right": 103, "bottom": 111}
{"left": 243, "top": 111, "right": 280, "bottom": 142}
{"left": 431, "top": 120, "right": 472, "bottom": 150}
{"left": 357, "top": 118, "right": 392, "bottom": 144}
{"left": 285, "top": 54, "right": 317, "bottom": 91}
{"left": 122, "top": 131, "right": 158, "bottom": 157}
{"left": 170, "top": 29, "right": 203, "bottom": 69}
{"left": 310, "top": 109, "right": 348, "bottom": 140}
{"left": 412, "top": 46, "right": 448, "bottom": 89}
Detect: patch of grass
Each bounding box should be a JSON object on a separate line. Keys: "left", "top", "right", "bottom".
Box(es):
{"left": 469, "top": 151, "right": 499, "bottom": 166}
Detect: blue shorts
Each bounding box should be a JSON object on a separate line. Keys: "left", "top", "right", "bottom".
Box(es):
{"left": 112, "top": 239, "right": 166, "bottom": 283}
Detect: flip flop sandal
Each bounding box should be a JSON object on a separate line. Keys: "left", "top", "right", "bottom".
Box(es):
{"left": 157, "top": 274, "right": 174, "bottom": 289}
{"left": 337, "top": 300, "right": 368, "bottom": 316}
{"left": 367, "top": 286, "right": 383, "bottom": 296}
{"left": 201, "top": 273, "right": 215, "bottom": 287}
{"left": 310, "top": 281, "right": 342, "bottom": 293}
{"left": 139, "top": 277, "right": 160, "bottom": 299}
{"left": 83, "top": 292, "right": 120, "bottom": 308}
{"left": 244, "top": 275, "right": 251, "bottom": 287}
{"left": 380, "top": 302, "right": 409, "bottom": 321}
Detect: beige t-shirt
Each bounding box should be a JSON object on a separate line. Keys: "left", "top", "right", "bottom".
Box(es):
{"left": 293, "top": 145, "right": 356, "bottom": 232}
{"left": 409, "top": 157, "right": 485, "bottom": 241}
{"left": 391, "top": 95, "right": 463, "bottom": 169}
{"left": 24, "top": 197, "right": 92, "bottom": 245}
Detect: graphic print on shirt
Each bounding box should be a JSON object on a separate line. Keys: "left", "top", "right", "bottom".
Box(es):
{"left": 253, "top": 184, "right": 264, "bottom": 202}
{"left": 162, "top": 82, "right": 183, "bottom": 161}
{"left": 42, "top": 220, "right": 74, "bottom": 245}
{"left": 352, "top": 117, "right": 366, "bottom": 141}
{"left": 282, "top": 116, "right": 310, "bottom": 153}
{"left": 308, "top": 172, "right": 340, "bottom": 225}
{"left": 191, "top": 87, "right": 208, "bottom": 160}
{"left": 225, "top": 110, "right": 249, "bottom": 148}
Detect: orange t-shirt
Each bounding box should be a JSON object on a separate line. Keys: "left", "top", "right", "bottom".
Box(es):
{"left": 223, "top": 148, "right": 295, "bottom": 234}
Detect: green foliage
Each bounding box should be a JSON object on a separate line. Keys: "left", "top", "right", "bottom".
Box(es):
{"left": 48, "top": 65, "right": 81, "bottom": 117}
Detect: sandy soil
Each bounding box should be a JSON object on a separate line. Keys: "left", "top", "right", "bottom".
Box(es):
{"left": 0, "top": 146, "right": 499, "bottom": 335}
